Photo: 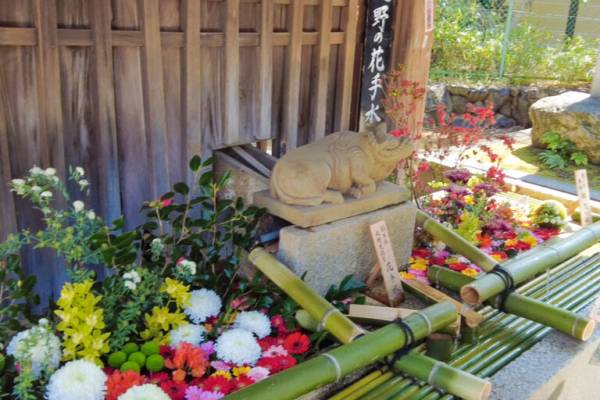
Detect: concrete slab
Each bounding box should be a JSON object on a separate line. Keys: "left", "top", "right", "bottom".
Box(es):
{"left": 253, "top": 181, "right": 411, "bottom": 228}
{"left": 277, "top": 202, "right": 417, "bottom": 295}
{"left": 490, "top": 304, "right": 600, "bottom": 400}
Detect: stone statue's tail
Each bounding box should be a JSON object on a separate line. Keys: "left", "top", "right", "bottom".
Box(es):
{"left": 271, "top": 160, "right": 331, "bottom": 206}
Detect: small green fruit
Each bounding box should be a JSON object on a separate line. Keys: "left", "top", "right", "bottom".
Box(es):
{"left": 122, "top": 342, "right": 139, "bottom": 355}
{"left": 141, "top": 341, "right": 160, "bottom": 356}
{"left": 128, "top": 351, "right": 146, "bottom": 366}
{"left": 107, "top": 351, "right": 127, "bottom": 368}
{"left": 145, "top": 354, "right": 165, "bottom": 372}
{"left": 120, "top": 361, "right": 140, "bottom": 373}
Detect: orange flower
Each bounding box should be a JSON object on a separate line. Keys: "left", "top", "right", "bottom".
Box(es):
{"left": 164, "top": 342, "right": 208, "bottom": 382}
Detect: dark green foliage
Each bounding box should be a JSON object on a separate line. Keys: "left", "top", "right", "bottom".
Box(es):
{"left": 538, "top": 131, "right": 588, "bottom": 170}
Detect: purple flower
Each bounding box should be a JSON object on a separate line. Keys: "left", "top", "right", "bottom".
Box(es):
{"left": 446, "top": 184, "right": 470, "bottom": 196}
{"left": 443, "top": 168, "right": 472, "bottom": 184}
{"left": 200, "top": 340, "right": 215, "bottom": 356}
{"left": 473, "top": 183, "right": 500, "bottom": 197}
{"left": 185, "top": 387, "right": 225, "bottom": 400}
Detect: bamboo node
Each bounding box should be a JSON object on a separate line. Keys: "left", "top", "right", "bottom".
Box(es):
{"left": 427, "top": 360, "right": 442, "bottom": 386}
{"left": 322, "top": 353, "right": 342, "bottom": 382}
{"left": 318, "top": 307, "right": 338, "bottom": 332}
{"left": 413, "top": 311, "right": 433, "bottom": 335}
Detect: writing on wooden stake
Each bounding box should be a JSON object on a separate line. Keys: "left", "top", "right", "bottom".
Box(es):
{"left": 575, "top": 169, "right": 593, "bottom": 226}
{"left": 369, "top": 220, "right": 404, "bottom": 306}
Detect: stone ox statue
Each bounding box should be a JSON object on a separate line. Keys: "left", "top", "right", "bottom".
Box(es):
{"left": 270, "top": 130, "right": 413, "bottom": 206}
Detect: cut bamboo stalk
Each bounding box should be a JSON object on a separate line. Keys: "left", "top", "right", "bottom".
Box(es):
{"left": 348, "top": 304, "right": 419, "bottom": 324}
{"left": 395, "top": 352, "right": 491, "bottom": 400}
{"left": 249, "top": 248, "right": 365, "bottom": 343}
{"left": 249, "top": 249, "right": 485, "bottom": 398}
{"left": 401, "top": 277, "right": 484, "bottom": 328}
{"left": 226, "top": 301, "right": 458, "bottom": 400}
{"left": 416, "top": 210, "right": 497, "bottom": 272}
{"left": 429, "top": 264, "right": 597, "bottom": 341}
{"left": 425, "top": 333, "right": 455, "bottom": 361}
{"left": 460, "top": 222, "right": 600, "bottom": 305}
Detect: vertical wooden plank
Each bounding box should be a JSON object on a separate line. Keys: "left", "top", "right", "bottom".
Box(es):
{"left": 91, "top": 0, "right": 122, "bottom": 222}
{"left": 139, "top": 0, "right": 170, "bottom": 196}
{"left": 391, "top": 0, "right": 434, "bottom": 137}
{"left": 183, "top": 0, "right": 202, "bottom": 169}
{"left": 312, "top": 0, "right": 332, "bottom": 140}
{"left": 258, "top": 0, "right": 274, "bottom": 140}
{"left": 0, "top": 106, "right": 16, "bottom": 242}
{"left": 281, "top": 0, "right": 303, "bottom": 154}
{"left": 224, "top": 0, "right": 240, "bottom": 145}
{"left": 339, "top": 0, "right": 359, "bottom": 130}
{"left": 33, "top": 0, "right": 66, "bottom": 178}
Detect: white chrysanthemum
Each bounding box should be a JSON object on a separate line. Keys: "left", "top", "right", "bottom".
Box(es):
{"left": 184, "top": 288, "right": 222, "bottom": 323}
{"left": 73, "top": 200, "right": 84, "bottom": 212}
{"left": 46, "top": 360, "right": 106, "bottom": 400}
{"left": 234, "top": 311, "right": 271, "bottom": 339}
{"left": 215, "top": 328, "right": 262, "bottom": 365}
{"left": 86, "top": 210, "right": 96, "bottom": 220}
{"left": 169, "top": 323, "right": 206, "bottom": 347}
{"left": 11, "top": 178, "right": 25, "bottom": 187}
{"left": 41, "top": 191, "right": 53, "bottom": 198}
{"left": 7, "top": 325, "right": 61, "bottom": 378}
{"left": 75, "top": 166, "right": 85, "bottom": 176}
{"left": 79, "top": 179, "right": 89, "bottom": 188}
{"left": 44, "top": 167, "right": 56, "bottom": 176}
{"left": 118, "top": 384, "right": 170, "bottom": 400}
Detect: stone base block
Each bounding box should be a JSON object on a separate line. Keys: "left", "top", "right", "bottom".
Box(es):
{"left": 277, "top": 202, "right": 417, "bottom": 295}
{"left": 253, "top": 181, "right": 410, "bottom": 228}
{"left": 490, "top": 304, "right": 600, "bottom": 400}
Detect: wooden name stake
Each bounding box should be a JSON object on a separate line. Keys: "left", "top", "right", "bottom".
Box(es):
{"left": 575, "top": 169, "right": 593, "bottom": 227}
{"left": 369, "top": 220, "right": 405, "bottom": 306}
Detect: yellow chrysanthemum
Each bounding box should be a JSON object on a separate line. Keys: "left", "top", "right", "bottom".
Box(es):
{"left": 400, "top": 271, "right": 415, "bottom": 280}
{"left": 233, "top": 366, "right": 251, "bottom": 377}
{"left": 212, "top": 370, "right": 233, "bottom": 380}
{"left": 464, "top": 195, "right": 475, "bottom": 205}
{"left": 520, "top": 234, "right": 538, "bottom": 248}
{"left": 461, "top": 268, "right": 479, "bottom": 278}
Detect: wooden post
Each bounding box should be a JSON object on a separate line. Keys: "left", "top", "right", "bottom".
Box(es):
{"left": 258, "top": 0, "right": 274, "bottom": 140}
{"left": 390, "top": 0, "right": 435, "bottom": 136}
{"left": 312, "top": 0, "right": 333, "bottom": 141}
{"left": 224, "top": 0, "right": 240, "bottom": 146}
{"left": 183, "top": 0, "right": 203, "bottom": 173}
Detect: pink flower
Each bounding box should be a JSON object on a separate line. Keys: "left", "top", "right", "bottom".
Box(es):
{"left": 210, "top": 360, "right": 232, "bottom": 371}
{"left": 161, "top": 197, "right": 174, "bottom": 207}
{"left": 262, "top": 345, "right": 288, "bottom": 358}
{"left": 270, "top": 315, "right": 287, "bottom": 335}
{"left": 247, "top": 366, "right": 270, "bottom": 382}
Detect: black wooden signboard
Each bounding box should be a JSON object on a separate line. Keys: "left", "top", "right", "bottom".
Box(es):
{"left": 360, "top": 0, "right": 396, "bottom": 125}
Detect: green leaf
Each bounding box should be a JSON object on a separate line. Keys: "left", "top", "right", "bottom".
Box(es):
{"left": 189, "top": 155, "right": 201, "bottom": 171}
{"left": 174, "top": 182, "right": 190, "bottom": 195}
{"left": 570, "top": 151, "right": 588, "bottom": 166}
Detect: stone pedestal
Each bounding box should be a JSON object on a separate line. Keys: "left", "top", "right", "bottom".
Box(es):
{"left": 277, "top": 202, "right": 417, "bottom": 295}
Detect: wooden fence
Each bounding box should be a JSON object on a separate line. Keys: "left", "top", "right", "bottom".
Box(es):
{"left": 0, "top": 0, "right": 364, "bottom": 300}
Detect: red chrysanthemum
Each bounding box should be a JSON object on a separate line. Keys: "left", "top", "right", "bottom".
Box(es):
{"left": 203, "top": 375, "right": 235, "bottom": 395}
{"left": 283, "top": 332, "right": 310, "bottom": 355}
{"left": 106, "top": 370, "right": 145, "bottom": 400}
{"left": 448, "top": 262, "right": 469, "bottom": 272}
{"left": 271, "top": 314, "right": 287, "bottom": 335}
{"left": 160, "top": 380, "right": 188, "bottom": 400}
{"left": 233, "top": 374, "right": 255, "bottom": 390}
{"left": 258, "top": 355, "right": 297, "bottom": 373}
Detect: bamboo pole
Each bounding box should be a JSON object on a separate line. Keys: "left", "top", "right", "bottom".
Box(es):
{"left": 249, "top": 248, "right": 365, "bottom": 343}
{"left": 226, "top": 301, "right": 457, "bottom": 400}
{"left": 460, "top": 222, "right": 600, "bottom": 305}
{"left": 249, "top": 249, "right": 490, "bottom": 400}
{"left": 416, "top": 210, "right": 497, "bottom": 272}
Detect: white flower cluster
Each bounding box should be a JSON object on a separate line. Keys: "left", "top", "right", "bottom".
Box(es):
{"left": 184, "top": 288, "right": 222, "bottom": 323}
{"left": 123, "top": 270, "right": 142, "bottom": 290}
{"left": 176, "top": 258, "right": 197, "bottom": 276}
{"left": 46, "top": 360, "right": 106, "bottom": 400}
{"left": 150, "top": 238, "right": 164, "bottom": 261}
{"left": 169, "top": 323, "right": 206, "bottom": 347}
{"left": 7, "top": 319, "right": 62, "bottom": 378}
{"left": 215, "top": 328, "right": 262, "bottom": 366}
{"left": 118, "top": 384, "right": 171, "bottom": 400}
{"left": 234, "top": 311, "right": 271, "bottom": 339}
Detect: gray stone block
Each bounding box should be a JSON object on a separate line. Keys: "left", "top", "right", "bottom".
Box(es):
{"left": 277, "top": 202, "right": 417, "bottom": 295}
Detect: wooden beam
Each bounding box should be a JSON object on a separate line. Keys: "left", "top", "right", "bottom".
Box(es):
{"left": 139, "top": 0, "right": 170, "bottom": 196}
{"left": 183, "top": 0, "right": 203, "bottom": 173}
{"left": 91, "top": 0, "right": 122, "bottom": 221}
{"left": 339, "top": 0, "right": 359, "bottom": 130}
{"left": 258, "top": 0, "right": 274, "bottom": 140}
{"left": 33, "top": 0, "right": 66, "bottom": 178}
{"left": 0, "top": 27, "right": 36, "bottom": 46}
{"left": 390, "top": 0, "right": 435, "bottom": 136}
{"left": 312, "top": 0, "right": 333, "bottom": 140}
{"left": 281, "top": 0, "right": 304, "bottom": 153}
{"left": 224, "top": 0, "right": 240, "bottom": 145}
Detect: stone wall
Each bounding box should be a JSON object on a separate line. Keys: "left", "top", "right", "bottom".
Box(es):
{"left": 425, "top": 84, "right": 567, "bottom": 129}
